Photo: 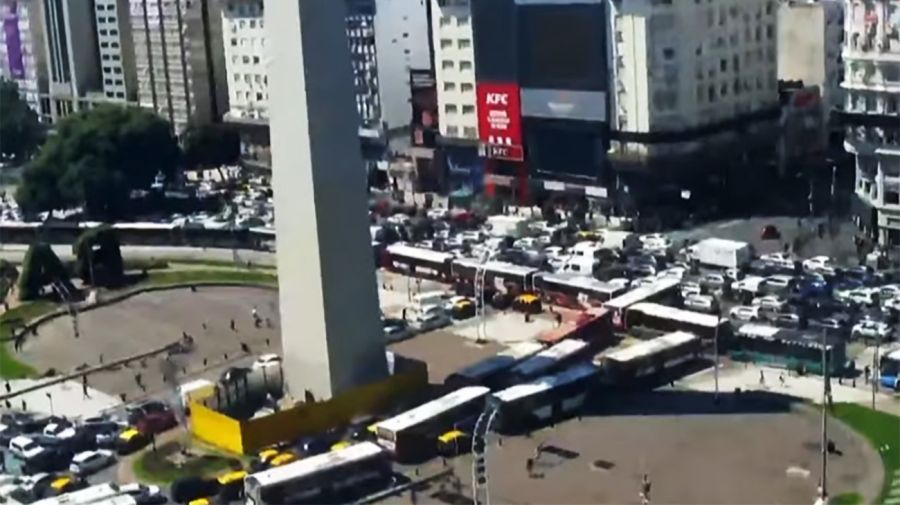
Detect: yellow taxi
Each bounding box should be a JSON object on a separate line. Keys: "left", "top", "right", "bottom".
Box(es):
{"left": 257, "top": 448, "right": 280, "bottom": 465}
{"left": 188, "top": 498, "right": 211, "bottom": 505}
{"left": 513, "top": 294, "right": 542, "bottom": 314}
{"left": 330, "top": 441, "right": 353, "bottom": 452}
{"left": 115, "top": 427, "right": 149, "bottom": 455}
{"left": 269, "top": 452, "right": 298, "bottom": 467}
{"left": 436, "top": 430, "right": 472, "bottom": 457}
{"left": 216, "top": 470, "right": 247, "bottom": 501}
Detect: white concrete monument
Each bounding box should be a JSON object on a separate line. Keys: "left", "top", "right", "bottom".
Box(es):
{"left": 265, "top": 0, "right": 387, "bottom": 400}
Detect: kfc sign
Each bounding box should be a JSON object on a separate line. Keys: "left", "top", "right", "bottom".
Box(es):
{"left": 477, "top": 82, "right": 524, "bottom": 161}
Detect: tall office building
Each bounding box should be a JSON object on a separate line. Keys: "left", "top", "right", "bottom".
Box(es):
{"left": 221, "top": 0, "right": 267, "bottom": 122}
{"left": 41, "top": 0, "right": 102, "bottom": 121}
{"left": 346, "top": 0, "right": 379, "bottom": 130}
{"left": 431, "top": 0, "right": 477, "bottom": 142}
{"left": 130, "top": 0, "right": 228, "bottom": 133}
{"left": 843, "top": 0, "right": 900, "bottom": 245}
{"left": 0, "top": 0, "right": 48, "bottom": 120}
{"left": 94, "top": 0, "right": 136, "bottom": 102}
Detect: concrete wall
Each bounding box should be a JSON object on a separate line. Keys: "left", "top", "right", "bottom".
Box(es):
{"left": 265, "top": 0, "right": 388, "bottom": 400}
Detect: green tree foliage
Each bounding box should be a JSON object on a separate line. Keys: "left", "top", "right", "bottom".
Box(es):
{"left": 17, "top": 243, "right": 74, "bottom": 301}
{"left": 73, "top": 226, "right": 124, "bottom": 287}
{"left": 0, "top": 259, "right": 17, "bottom": 301}
{"left": 0, "top": 79, "right": 43, "bottom": 162}
{"left": 181, "top": 123, "right": 241, "bottom": 169}
{"left": 15, "top": 105, "right": 180, "bottom": 219}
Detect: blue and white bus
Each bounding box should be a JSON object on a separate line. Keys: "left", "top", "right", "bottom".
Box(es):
{"left": 879, "top": 346, "right": 900, "bottom": 390}
{"left": 599, "top": 331, "right": 702, "bottom": 385}
{"left": 490, "top": 363, "right": 598, "bottom": 434}
{"left": 444, "top": 342, "right": 544, "bottom": 389}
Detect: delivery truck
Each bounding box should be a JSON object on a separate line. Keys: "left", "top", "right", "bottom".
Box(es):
{"left": 688, "top": 238, "right": 752, "bottom": 269}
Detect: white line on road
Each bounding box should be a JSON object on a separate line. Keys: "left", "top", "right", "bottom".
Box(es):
{"left": 715, "top": 219, "right": 743, "bottom": 229}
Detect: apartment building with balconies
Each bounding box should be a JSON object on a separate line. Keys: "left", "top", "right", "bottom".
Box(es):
{"left": 842, "top": 0, "right": 900, "bottom": 245}
{"left": 0, "top": 0, "right": 49, "bottom": 120}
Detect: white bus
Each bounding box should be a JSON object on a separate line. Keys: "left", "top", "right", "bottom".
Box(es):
{"left": 444, "top": 342, "right": 544, "bottom": 389}
{"left": 373, "top": 386, "right": 489, "bottom": 462}
{"left": 244, "top": 441, "right": 391, "bottom": 505}
{"left": 490, "top": 363, "right": 598, "bottom": 434}
{"left": 508, "top": 339, "right": 590, "bottom": 382}
{"left": 599, "top": 331, "right": 702, "bottom": 384}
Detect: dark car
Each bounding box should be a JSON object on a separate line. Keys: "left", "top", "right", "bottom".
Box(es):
{"left": 128, "top": 401, "right": 177, "bottom": 435}
{"left": 761, "top": 224, "right": 781, "bottom": 240}
{"left": 170, "top": 476, "right": 220, "bottom": 504}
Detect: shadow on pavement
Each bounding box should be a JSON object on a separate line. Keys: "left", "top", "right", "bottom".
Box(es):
{"left": 583, "top": 388, "right": 802, "bottom": 417}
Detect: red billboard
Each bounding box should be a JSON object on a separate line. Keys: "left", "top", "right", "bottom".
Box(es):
{"left": 476, "top": 82, "right": 524, "bottom": 161}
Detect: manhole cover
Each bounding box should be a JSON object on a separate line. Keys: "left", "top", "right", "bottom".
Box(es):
{"left": 591, "top": 459, "right": 615, "bottom": 471}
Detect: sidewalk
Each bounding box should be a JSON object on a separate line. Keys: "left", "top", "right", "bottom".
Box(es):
{"left": 1, "top": 378, "right": 121, "bottom": 418}
{"left": 679, "top": 361, "right": 900, "bottom": 416}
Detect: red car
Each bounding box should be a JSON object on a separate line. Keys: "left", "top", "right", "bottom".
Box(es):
{"left": 761, "top": 224, "right": 781, "bottom": 240}
{"left": 127, "top": 401, "right": 177, "bottom": 435}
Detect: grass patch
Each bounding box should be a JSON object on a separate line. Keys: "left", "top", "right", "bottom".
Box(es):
{"left": 832, "top": 403, "right": 900, "bottom": 503}
{"left": 146, "top": 269, "right": 277, "bottom": 287}
{"left": 132, "top": 442, "right": 238, "bottom": 484}
{"left": 169, "top": 258, "right": 276, "bottom": 270}
{"left": 831, "top": 492, "right": 863, "bottom": 505}
{"left": 0, "top": 300, "right": 56, "bottom": 378}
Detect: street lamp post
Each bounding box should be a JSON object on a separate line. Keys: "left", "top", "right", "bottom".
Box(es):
{"left": 820, "top": 327, "right": 829, "bottom": 502}
{"left": 873, "top": 331, "right": 881, "bottom": 409}
{"left": 45, "top": 392, "right": 53, "bottom": 416}
{"left": 713, "top": 314, "right": 720, "bottom": 403}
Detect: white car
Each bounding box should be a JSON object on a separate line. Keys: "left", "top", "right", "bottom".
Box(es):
{"left": 732, "top": 276, "right": 767, "bottom": 295}
{"left": 752, "top": 295, "right": 785, "bottom": 311}
{"left": 761, "top": 252, "right": 795, "bottom": 270}
{"left": 802, "top": 256, "right": 833, "bottom": 272}
{"left": 630, "top": 277, "right": 656, "bottom": 289}
{"left": 701, "top": 273, "right": 726, "bottom": 289}
{"left": 846, "top": 288, "right": 878, "bottom": 306}
{"left": 69, "top": 449, "right": 116, "bottom": 476}
{"left": 608, "top": 278, "right": 630, "bottom": 289}
{"left": 120, "top": 483, "right": 166, "bottom": 504}
{"left": 684, "top": 294, "right": 717, "bottom": 313}
{"left": 729, "top": 305, "right": 761, "bottom": 321}
{"left": 764, "top": 275, "right": 795, "bottom": 292}
{"left": 43, "top": 422, "right": 76, "bottom": 440}
{"left": 512, "top": 237, "right": 538, "bottom": 250}
{"left": 725, "top": 268, "right": 743, "bottom": 281}
{"left": 384, "top": 324, "right": 413, "bottom": 343}
{"left": 879, "top": 284, "right": 900, "bottom": 300}
{"left": 851, "top": 320, "right": 893, "bottom": 341}
{"left": 252, "top": 354, "right": 281, "bottom": 369}
{"left": 411, "top": 312, "right": 452, "bottom": 332}
{"left": 884, "top": 297, "right": 900, "bottom": 312}
{"left": 681, "top": 281, "right": 702, "bottom": 297}
{"left": 8, "top": 436, "right": 45, "bottom": 460}
{"left": 426, "top": 209, "right": 448, "bottom": 220}
{"left": 659, "top": 267, "right": 686, "bottom": 280}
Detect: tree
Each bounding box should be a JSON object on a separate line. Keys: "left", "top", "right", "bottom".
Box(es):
{"left": 0, "top": 79, "right": 43, "bottom": 162}
{"left": 73, "top": 226, "right": 124, "bottom": 287}
{"left": 181, "top": 123, "right": 241, "bottom": 170}
{"left": 17, "top": 243, "right": 74, "bottom": 301}
{"left": 15, "top": 105, "right": 180, "bottom": 219}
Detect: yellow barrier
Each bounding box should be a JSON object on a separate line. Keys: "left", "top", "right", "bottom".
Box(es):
{"left": 190, "top": 402, "right": 245, "bottom": 454}
{"left": 190, "top": 365, "right": 428, "bottom": 455}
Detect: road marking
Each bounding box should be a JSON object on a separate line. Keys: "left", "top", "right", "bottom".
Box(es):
{"left": 715, "top": 219, "right": 742, "bottom": 229}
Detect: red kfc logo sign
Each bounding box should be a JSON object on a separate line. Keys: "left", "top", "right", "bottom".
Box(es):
{"left": 477, "top": 82, "right": 522, "bottom": 155}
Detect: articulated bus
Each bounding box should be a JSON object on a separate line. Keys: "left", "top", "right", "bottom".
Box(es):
{"left": 444, "top": 342, "right": 545, "bottom": 389}
{"left": 373, "top": 386, "right": 490, "bottom": 462}
{"left": 605, "top": 278, "right": 682, "bottom": 328}
{"left": 508, "top": 339, "right": 590, "bottom": 383}
{"left": 383, "top": 243, "right": 455, "bottom": 280}
{"left": 537, "top": 273, "right": 626, "bottom": 309}
{"left": 598, "top": 331, "right": 702, "bottom": 385}
{"left": 244, "top": 442, "right": 391, "bottom": 505}
{"left": 490, "top": 363, "right": 598, "bottom": 434}
{"left": 623, "top": 302, "right": 726, "bottom": 340}
{"left": 731, "top": 324, "right": 847, "bottom": 375}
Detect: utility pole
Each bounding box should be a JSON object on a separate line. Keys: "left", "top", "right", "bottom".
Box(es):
{"left": 873, "top": 331, "right": 881, "bottom": 409}
{"left": 820, "top": 327, "right": 829, "bottom": 502}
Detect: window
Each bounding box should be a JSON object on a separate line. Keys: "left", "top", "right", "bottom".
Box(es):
{"left": 446, "top": 125, "right": 459, "bottom": 135}
{"left": 256, "top": 92, "right": 263, "bottom": 100}
{"left": 443, "top": 82, "right": 456, "bottom": 91}
{"left": 460, "top": 82, "right": 473, "bottom": 92}
{"left": 249, "top": 19, "right": 256, "bottom": 28}
{"left": 458, "top": 39, "right": 471, "bottom": 49}
{"left": 463, "top": 126, "right": 477, "bottom": 138}
{"left": 462, "top": 105, "right": 475, "bottom": 114}
{"left": 663, "top": 48, "right": 675, "bottom": 60}
{"left": 720, "top": 59, "right": 727, "bottom": 71}
{"left": 253, "top": 56, "right": 260, "bottom": 64}
{"left": 439, "top": 16, "right": 451, "bottom": 27}
{"left": 442, "top": 60, "right": 454, "bottom": 70}
{"left": 99, "top": 29, "right": 108, "bottom": 36}
{"left": 243, "top": 55, "right": 250, "bottom": 64}
{"left": 233, "top": 73, "right": 240, "bottom": 82}
{"left": 886, "top": 191, "right": 900, "bottom": 205}
{"left": 457, "top": 16, "right": 469, "bottom": 26}
{"left": 459, "top": 60, "right": 472, "bottom": 71}
{"left": 110, "top": 29, "right": 118, "bottom": 36}
{"left": 766, "top": 24, "right": 774, "bottom": 39}
{"left": 445, "top": 104, "right": 458, "bottom": 114}
{"left": 231, "top": 38, "right": 237, "bottom": 46}
{"left": 440, "top": 39, "right": 452, "bottom": 49}
{"left": 116, "top": 91, "right": 125, "bottom": 98}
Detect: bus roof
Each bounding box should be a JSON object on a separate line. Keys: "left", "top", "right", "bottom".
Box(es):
{"left": 31, "top": 483, "right": 124, "bottom": 505}
{"left": 387, "top": 243, "right": 455, "bottom": 265}
{"left": 453, "top": 259, "right": 538, "bottom": 279}
{"left": 627, "top": 302, "right": 721, "bottom": 328}
{"left": 540, "top": 273, "right": 625, "bottom": 294}
{"left": 736, "top": 323, "right": 841, "bottom": 349}
{"left": 603, "top": 331, "right": 700, "bottom": 364}
{"left": 451, "top": 342, "right": 544, "bottom": 381}
{"left": 493, "top": 363, "right": 597, "bottom": 403}
{"left": 603, "top": 279, "right": 681, "bottom": 311}
{"left": 246, "top": 441, "right": 385, "bottom": 489}
{"left": 510, "top": 339, "right": 588, "bottom": 377}
{"left": 375, "top": 386, "right": 490, "bottom": 433}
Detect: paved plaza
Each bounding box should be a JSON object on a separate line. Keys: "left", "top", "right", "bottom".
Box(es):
{"left": 16, "top": 286, "right": 282, "bottom": 401}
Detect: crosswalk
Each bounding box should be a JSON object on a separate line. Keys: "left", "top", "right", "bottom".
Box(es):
{"left": 883, "top": 469, "right": 900, "bottom": 505}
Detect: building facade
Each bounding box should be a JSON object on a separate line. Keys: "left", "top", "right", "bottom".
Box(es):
{"left": 347, "top": 0, "right": 379, "bottom": 130}
{"left": 0, "top": 0, "right": 48, "bottom": 120}
{"left": 221, "top": 0, "right": 267, "bottom": 122}
{"left": 94, "top": 0, "right": 137, "bottom": 102}
{"left": 777, "top": 0, "right": 844, "bottom": 122}
{"left": 41, "top": 0, "right": 103, "bottom": 121}
{"left": 130, "top": 0, "right": 228, "bottom": 133}
{"left": 842, "top": 0, "right": 900, "bottom": 245}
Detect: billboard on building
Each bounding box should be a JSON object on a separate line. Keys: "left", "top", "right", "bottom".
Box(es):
{"left": 476, "top": 82, "right": 524, "bottom": 161}
{"left": 2, "top": 1, "right": 24, "bottom": 79}
{"left": 520, "top": 88, "right": 606, "bottom": 122}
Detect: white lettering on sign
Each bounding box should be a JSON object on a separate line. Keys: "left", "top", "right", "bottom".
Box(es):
{"left": 485, "top": 93, "right": 508, "bottom": 105}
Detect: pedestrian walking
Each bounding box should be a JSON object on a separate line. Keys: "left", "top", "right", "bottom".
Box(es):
{"left": 525, "top": 458, "right": 534, "bottom": 477}
{"left": 82, "top": 375, "right": 90, "bottom": 399}
{"left": 779, "top": 373, "right": 785, "bottom": 387}
{"left": 864, "top": 365, "right": 871, "bottom": 384}
{"left": 640, "top": 473, "right": 652, "bottom": 505}
{"left": 99, "top": 354, "right": 104, "bottom": 365}
{"left": 3, "top": 382, "right": 10, "bottom": 394}
{"left": 230, "top": 319, "right": 236, "bottom": 331}
{"left": 759, "top": 370, "right": 765, "bottom": 385}
{"left": 202, "top": 322, "right": 207, "bottom": 330}
{"left": 240, "top": 342, "right": 250, "bottom": 353}
{"left": 554, "top": 312, "right": 563, "bottom": 327}
{"left": 135, "top": 373, "right": 143, "bottom": 389}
